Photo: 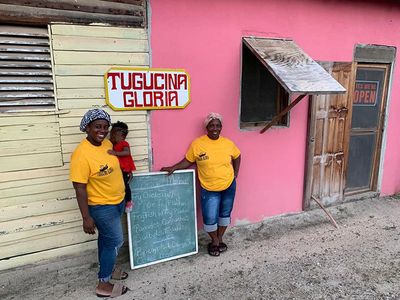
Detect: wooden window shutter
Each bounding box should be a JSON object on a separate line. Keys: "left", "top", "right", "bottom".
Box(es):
{"left": 0, "top": 25, "right": 55, "bottom": 111}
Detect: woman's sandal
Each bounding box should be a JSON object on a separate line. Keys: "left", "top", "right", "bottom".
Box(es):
{"left": 111, "top": 268, "right": 128, "bottom": 280}
{"left": 208, "top": 243, "right": 220, "bottom": 257}
{"left": 95, "top": 283, "right": 129, "bottom": 298}
{"left": 218, "top": 242, "right": 228, "bottom": 253}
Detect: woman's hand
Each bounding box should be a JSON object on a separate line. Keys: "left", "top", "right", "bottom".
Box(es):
{"left": 72, "top": 182, "right": 96, "bottom": 235}
{"left": 161, "top": 166, "right": 175, "bottom": 176}
{"left": 82, "top": 216, "right": 96, "bottom": 234}
{"left": 161, "top": 158, "right": 193, "bottom": 176}
{"left": 107, "top": 149, "right": 116, "bottom": 155}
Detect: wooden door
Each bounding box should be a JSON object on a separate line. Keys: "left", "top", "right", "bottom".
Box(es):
{"left": 304, "top": 62, "right": 356, "bottom": 209}
{"left": 345, "top": 64, "right": 390, "bottom": 194}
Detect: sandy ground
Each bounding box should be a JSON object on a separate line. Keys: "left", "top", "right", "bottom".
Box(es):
{"left": 1, "top": 195, "right": 400, "bottom": 300}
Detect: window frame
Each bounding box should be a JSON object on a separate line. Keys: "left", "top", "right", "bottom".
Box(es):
{"left": 239, "top": 40, "right": 290, "bottom": 130}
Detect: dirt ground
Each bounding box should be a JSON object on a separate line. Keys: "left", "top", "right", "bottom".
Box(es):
{"left": 1, "top": 195, "right": 400, "bottom": 300}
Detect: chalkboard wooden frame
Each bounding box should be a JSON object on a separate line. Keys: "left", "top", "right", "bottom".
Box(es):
{"left": 127, "top": 170, "right": 198, "bottom": 269}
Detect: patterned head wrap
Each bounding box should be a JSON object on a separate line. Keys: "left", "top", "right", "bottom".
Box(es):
{"left": 79, "top": 108, "right": 111, "bottom": 132}
{"left": 204, "top": 112, "right": 223, "bottom": 128}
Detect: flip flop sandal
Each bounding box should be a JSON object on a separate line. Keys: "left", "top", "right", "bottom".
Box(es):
{"left": 96, "top": 283, "right": 129, "bottom": 298}
{"left": 218, "top": 242, "right": 228, "bottom": 252}
{"left": 111, "top": 268, "right": 128, "bottom": 280}
{"left": 207, "top": 243, "right": 220, "bottom": 257}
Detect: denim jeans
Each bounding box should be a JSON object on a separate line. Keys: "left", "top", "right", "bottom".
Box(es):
{"left": 200, "top": 179, "right": 236, "bottom": 232}
{"left": 88, "top": 200, "right": 125, "bottom": 282}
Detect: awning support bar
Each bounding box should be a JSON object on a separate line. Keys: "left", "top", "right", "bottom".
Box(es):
{"left": 260, "top": 94, "right": 308, "bottom": 134}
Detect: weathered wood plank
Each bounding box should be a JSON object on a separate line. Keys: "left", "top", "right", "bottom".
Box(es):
{"left": 0, "top": 189, "right": 74, "bottom": 207}
{"left": 62, "top": 141, "right": 148, "bottom": 155}
{"left": 51, "top": 24, "right": 147, "bottom": 39}
{"left": 0, "top": 83, "right": 54, "bottom": 91}
{"left": 0, "top": 219, "right": 80, "bottom": 243}
{"left": 0, "top": 174, "right": 67, "bottom": 190}
{"left": 0, "top": 35, "right": 49, "bottom": 45}
{"left": 58, "top": 114, "right": 146, "bottom": 126}
{"left": 57, "top": 107, "right": 146, "bottom": 118}
{"left": 54, "top": 64, "right": 148, "bottom": 76}
{"left": 0, "top": 68, "right": 52, "bottom": 76}
{"left": 59, "top": 121, "right": 147, "bottom": 134}
{"left": 0, "top": 60, "right": 52, "bottom": 69}
{"left": 0, "top": 209, "right": 81, "bottom": 235}
{"left": 1, "top": 227, "right": 94, "bottom": 260}
{"left": 0, "top": 178, "right": 71, "bottom": 200}
{"left": 0, "top": 166, "right": 69, "bottom": 183}
{"left": 0, "top": 0, "right": 145, "bottom": 16}
{"left": 0, "top": 123, "right": 60, "bottom": 141}
{"left": 55, "top": 76, "right": 104, "bottom": 88}
{"left": 0, "top": 200, "right": 77, "bottom": 227}
{"left": 0, "top": 52, "right": 50, "bottom": 61}
{"left": 101, "top": 0, "right": 144, "bottom": 5}
{"left": 0, "top": 114, "right": 57, "bottom": 126}
{"left": 0, "top": 138, "right": 61, "bottom": 157}
{"left": 52, "top": 35, "right": 148, "bottom": 52}
{"left": 243, "top": 37, "right": 346, "bottom": 94}
{"left": 0, "top": 240, "right": 97, "bottom": 271}
{"left": 0, "top": 4, "right": 143, "bottom": 27}
{"left": 56, "top": 88, "right": 103, "bottom": 99}
{"left": 0, "top": 44, "right": 49, "bottom": 53}
{"left": 57, "top": 99, "right": 107, "bottom": 109}
{"left": 0, "top": 152, "right": 63, "bottom": 172}
{"left": 62, "top": 135, "right": 148, "bottom": 147}
{"left": 53, "top": 51, "right": 149, "bottom": 65}
{"left": 0, "top": 25, "right": 48, "bottom": 37}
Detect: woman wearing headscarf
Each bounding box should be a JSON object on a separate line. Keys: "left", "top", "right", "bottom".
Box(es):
{"left": 70, "top": 108, "right": 129, "bottom": 298}
{"left": 161, "top": 112, "right": 241, "bottom": 257}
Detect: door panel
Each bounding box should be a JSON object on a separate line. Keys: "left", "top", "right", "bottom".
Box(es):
{"left": 346, "top": 133, "right": 376, "bottom": 189}
{"left": 304, "top": 62, "right": 356, "bottom": 209}
{"left": 345, "top": 65, "right": 389, "bottom": 193}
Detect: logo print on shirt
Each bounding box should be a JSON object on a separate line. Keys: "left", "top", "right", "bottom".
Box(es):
{"left": 98, "top": 164, "right": 113, "bottom": 176}
{"left": 198, "top": 152, "right": 209, "bottom": 161}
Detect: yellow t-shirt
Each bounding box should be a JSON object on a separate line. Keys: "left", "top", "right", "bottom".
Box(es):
{"left": 70, "top": 138, "right": 125, "bottom": 205}
{"left": 186, "top": 135, "right": 240, "bottom": 191}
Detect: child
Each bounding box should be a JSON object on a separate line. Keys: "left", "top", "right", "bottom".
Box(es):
{"left": 108, "top": 121, "right": 136, "bottom": 213}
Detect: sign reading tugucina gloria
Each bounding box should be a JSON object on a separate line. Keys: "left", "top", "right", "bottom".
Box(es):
{"left": 105, "top": 67, "right": 190, "bottom": 110}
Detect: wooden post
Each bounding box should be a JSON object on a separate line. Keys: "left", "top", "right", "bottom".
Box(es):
{"left": 311, "top": 195, "right": 339, "bottom": 229}
{"left": 260, "top": 94, "right": 307, "bottom": 134}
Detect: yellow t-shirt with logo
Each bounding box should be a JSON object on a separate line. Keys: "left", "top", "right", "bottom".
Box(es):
{"left": 70, "top": 138, "right": 125, "bottom": 205}
{"left": 186, "top": 135, "right": 240, "bottom": 191}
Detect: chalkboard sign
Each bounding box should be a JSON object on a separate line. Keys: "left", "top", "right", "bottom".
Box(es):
{"left": 127, "top": 170, "right": 198, "bottom": 269}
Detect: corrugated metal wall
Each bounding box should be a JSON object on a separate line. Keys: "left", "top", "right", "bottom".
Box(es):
{"left": 0, "top": 24, "right": 150, "bottom": 270}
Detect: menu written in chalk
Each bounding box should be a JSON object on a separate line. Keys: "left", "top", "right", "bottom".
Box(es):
{"left": 127, "top": 170, "right": 198, "bottom": 269}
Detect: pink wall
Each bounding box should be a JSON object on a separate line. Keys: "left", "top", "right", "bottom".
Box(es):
{"left": 150, "top": 0, "right": 400, "bottom": 224}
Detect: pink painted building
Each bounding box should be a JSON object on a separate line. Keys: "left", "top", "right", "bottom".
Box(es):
{"left": 149, "top": 0, "right": 400, "bottom": 225}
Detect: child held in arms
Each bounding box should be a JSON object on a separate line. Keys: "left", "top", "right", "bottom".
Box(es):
{"left": 108, "top": 121, "right": 136, "bottom": 213}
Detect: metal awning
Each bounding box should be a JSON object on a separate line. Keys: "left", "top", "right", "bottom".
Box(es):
{"left": 243, "top": 37, "right": 346, "bottom": 95}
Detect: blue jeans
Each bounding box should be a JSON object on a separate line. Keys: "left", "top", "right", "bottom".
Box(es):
{"left": 200, "top": 179, "right": 236, "bottom": 232}
{"left": 88, "top": 200, "right": 125, "bottom": 282}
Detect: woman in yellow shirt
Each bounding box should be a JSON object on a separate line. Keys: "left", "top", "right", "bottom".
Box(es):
{"left": 162, "top": 112, "right": 241, "bottom": 256}
{"left": 70, "top": 109, "right": 129, "bottom": 298}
